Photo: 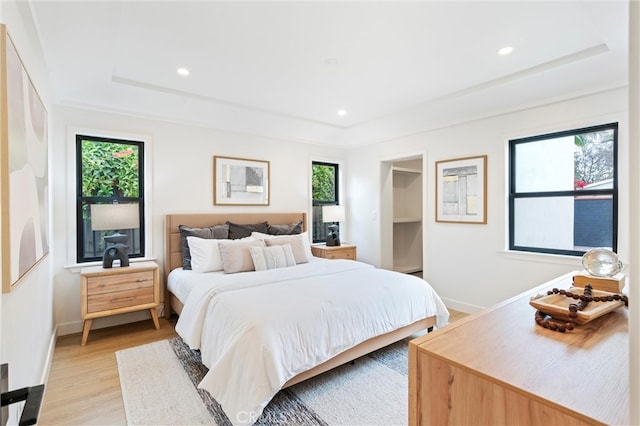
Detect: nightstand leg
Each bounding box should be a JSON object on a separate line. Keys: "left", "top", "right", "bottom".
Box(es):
{"left": 149, "top": 308, "right": 160, "bottom": 330}
{"left": 81, "top": 319, "right": 92, "bottom": 346}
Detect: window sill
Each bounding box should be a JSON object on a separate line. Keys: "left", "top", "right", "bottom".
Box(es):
{"left": 500, "top": 250, "right": 583, "bottom": 268}
{"left": 65, "top": 257, "right": 157, "bottom": 274}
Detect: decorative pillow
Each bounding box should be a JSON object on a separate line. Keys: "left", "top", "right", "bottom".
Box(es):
{"left": 179, "top": 224, "right": 229, "bottom": 269}
{"left": 186, "top": 236, "right": 224, "bottom": 273}
{"left": 249, "top": 244, "right": 296, "bottom": 271}
{"left": 218, "top": 239, "right": 266, "bottom": 274}
{"left": 267, "top": 221, "right": 303, "bottom": 235}
{"left": 227, "top": 221, "right": 269, "bottom": 239}
{"left": 263, "top": 232, "right": 313, "bottom": 264}
{"left": 250, "top": 231, "right": 275, "bottom": 240}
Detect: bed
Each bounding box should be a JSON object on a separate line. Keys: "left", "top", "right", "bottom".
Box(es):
{"left": 164, "top": 212, "right": 449, "bottom": 425}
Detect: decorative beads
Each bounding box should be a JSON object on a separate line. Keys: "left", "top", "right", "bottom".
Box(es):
{"left": 546, "top": 284, "right": 628, "bottom": 307}
{"left": 535, "top": 284, "right": 629, "bottom": 333}
{"left": 534, "top": 310, "right": 573, "bottom": 333}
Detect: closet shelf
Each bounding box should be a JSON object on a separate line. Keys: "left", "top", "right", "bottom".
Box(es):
{"left": 393, "top": 265, "right": 423, "bottom": 274}
{"left": 393, "top": 217, "right": 421, "bottom": 223}
{"left": 392, "top": 166, "right": 421, "bottom": 174}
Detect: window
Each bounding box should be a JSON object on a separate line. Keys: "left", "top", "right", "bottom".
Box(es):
{"left": 76, "top": 135, "right": 145, "bottom": 263}
{"left": 312, "top": 161, "right": 339, "bottom": 243}
{"left": 509, "top": 123, "right": 617, "bottom": 256}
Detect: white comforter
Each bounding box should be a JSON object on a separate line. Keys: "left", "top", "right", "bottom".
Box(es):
{"left": 174, "top": 259, "right": 449, "bottom": 425}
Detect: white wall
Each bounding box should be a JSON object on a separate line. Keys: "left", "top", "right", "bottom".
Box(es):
{"left": 0, "top": 2, "right": 55, "bottom": 423}
{"left": 628, "top": 1, "right": 639, "bottom": 422}
{"left": 51, "top": 105, "right": 345, "bottom": 335}
{"left": 347, "top": 87, "right": 628, "bottom": 312}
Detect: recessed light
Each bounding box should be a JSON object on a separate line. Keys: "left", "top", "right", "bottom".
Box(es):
{"left": 497, "top": 46, "right": 514, "bottom": 56}
{"left": 324, "top": 58, "right": 339, "bottom": 66}
{"left": 177, "top": 67, "right": 190, "bottom": 76}
{"left": 337, "top": 109, "right": 347, "bottom": 116}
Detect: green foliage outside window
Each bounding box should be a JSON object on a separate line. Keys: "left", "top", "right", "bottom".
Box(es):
{"left": 312, "top": 164, "right": 336, "bottom": 202}
{"left": 312, "top": 162, "right": 339, "bottom": 242}
{"left": 81, "top": 141, "right": 139, "bottom": 197}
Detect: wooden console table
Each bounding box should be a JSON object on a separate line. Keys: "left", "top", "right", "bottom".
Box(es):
{"left": 409, "top": 271, "right": 629, "bottom": 425}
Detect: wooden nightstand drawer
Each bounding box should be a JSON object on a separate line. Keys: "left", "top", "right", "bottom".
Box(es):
{"left": 87, "top": 270, "right": 155, "bottom": 295}
{"left": 311, "top": 244, "right": 357, "bottom": 261}
{"left": 325, "top": 248, "right": 355, "bottom": 259}
{"left": 87, "top": 285, "right": 155, "bottom": 313}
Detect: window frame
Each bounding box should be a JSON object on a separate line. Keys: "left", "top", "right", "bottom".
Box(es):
{"left": 311, "top": 161, "right": 340, "bottom": 243}
{"left": 508, "top": 122, "right": 618, "bottom": 256}
{"left": 75, "top": 134, "right": 146, "bottom": 264}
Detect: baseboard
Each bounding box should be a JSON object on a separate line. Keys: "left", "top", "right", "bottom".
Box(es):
{"left": 41, "top": 327, "right": 57, "bottom": 385}
{"left": 442, "top": 297, "right": 485, "bottom": 314}
{"left": 37, "top": 325, "right": 58, "bottom": 422}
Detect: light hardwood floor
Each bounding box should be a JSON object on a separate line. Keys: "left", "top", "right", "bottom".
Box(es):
{"left": 39, "top": 318, "right": 178, "bottom": 425}
{"left": 39, "top": 310, "right": 467, "bottom": 425}
{"left": 447, "top": 309, "right": 469, "bottom": 323}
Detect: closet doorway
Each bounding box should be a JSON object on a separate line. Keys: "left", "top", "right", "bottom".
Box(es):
{"left": 380, "top": 155, "right": 424, "bottom": 273}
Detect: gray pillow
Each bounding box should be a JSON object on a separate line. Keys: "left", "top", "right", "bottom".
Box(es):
{"left": 179, "top": 224, "right": 229, "bottom": 269}
{"left": 267, "top": 220, "right": 303, "bottom": 235}
{"left": 226, "top": 221, "right": 268, "bottom": 239}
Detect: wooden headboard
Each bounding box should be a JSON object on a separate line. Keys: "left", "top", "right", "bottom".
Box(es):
{"left": 164, "top": 212, "right": 307, "bottom": 283}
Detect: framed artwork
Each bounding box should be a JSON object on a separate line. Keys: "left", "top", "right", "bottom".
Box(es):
{"left": 435, "top": 155, "right": 487, "bottom": 224}
{"left": 213, "top": 155, "right": 270, "bottom": 206}
{"left": 1, "top": 25, "right": 50, "bottom": 293}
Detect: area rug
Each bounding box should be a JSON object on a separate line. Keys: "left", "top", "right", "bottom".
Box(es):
{"left": 116, "top": 336, "right": 411, "bottom": 426}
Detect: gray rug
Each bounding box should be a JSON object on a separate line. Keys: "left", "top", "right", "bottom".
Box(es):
{"left": 116, "top": 336, "right": 410, "bottom": 425}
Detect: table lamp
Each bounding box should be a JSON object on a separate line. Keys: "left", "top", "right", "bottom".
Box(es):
{"left": 90, "top": 203, "right": 140, "bottom": 268}
{"left": 322, "top": 205, "right": 345, "bottom": 247}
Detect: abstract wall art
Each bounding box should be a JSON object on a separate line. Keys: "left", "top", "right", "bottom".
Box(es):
{"left": 435, "top": 155, "right": 487, "bottom": 224}
{"left": 213, "top": 155, "right": 269, "bottom": 206}
{"left": 1, "top": 25, "right": 49, "bottom": 292}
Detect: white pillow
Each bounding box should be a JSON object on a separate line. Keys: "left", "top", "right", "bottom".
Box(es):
{"left": 263, "top": 232, "right": 313, "bottom": 264}
{"left": 186, "top": 236, "right": 224, "bottom": 273}
{"left": 249, "top": 244, "right": 297, "bottom": 271}
{"left": 218, "top": 239, "right": 266, "bottom": 274}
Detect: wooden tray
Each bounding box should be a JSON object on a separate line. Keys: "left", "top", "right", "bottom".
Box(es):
{"left": 529, "top": 287, "right": 624, "bottom": 324}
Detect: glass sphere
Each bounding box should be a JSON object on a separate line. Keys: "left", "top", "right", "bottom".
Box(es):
{"left": 582, "top": 248, "right": 623, "bottom": 277}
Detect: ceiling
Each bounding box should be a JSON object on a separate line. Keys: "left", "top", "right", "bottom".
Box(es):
{"left": 28, "top": 1, "right": 628, "bottom": 146}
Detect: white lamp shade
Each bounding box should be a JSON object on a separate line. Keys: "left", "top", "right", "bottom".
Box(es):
{"left": 323, "top": 205, "right": 345, "bottom": 223}
{"left": 90, "top": 203, "right": 140, "bottom": 231}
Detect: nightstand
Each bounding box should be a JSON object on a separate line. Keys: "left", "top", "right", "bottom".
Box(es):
{"left": 80, "top": 261, "right": 160, "bottom": 346}
{"left": 311, "top": 244, "right": 357, "bottom": 260}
